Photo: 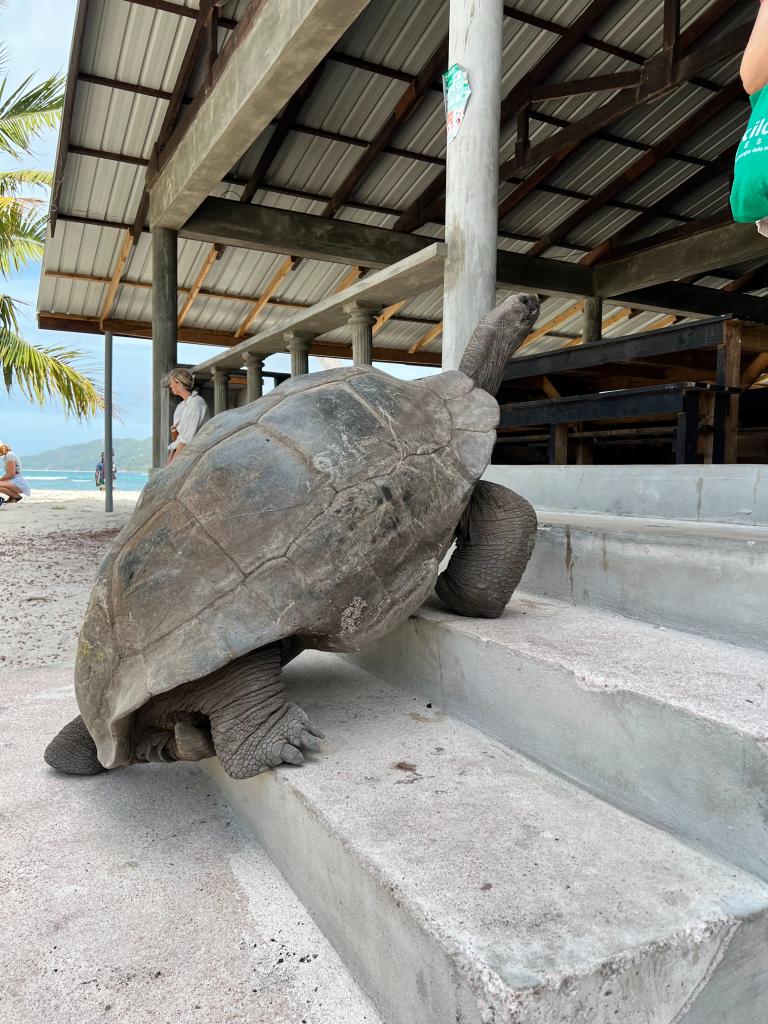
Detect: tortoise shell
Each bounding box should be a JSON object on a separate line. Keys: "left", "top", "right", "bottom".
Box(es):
{"left": 75, "top": 366, "right": 499, "bottom": 767}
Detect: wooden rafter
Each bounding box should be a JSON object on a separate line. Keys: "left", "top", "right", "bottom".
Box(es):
{"left": 526, "top": 80, "right": 745, "bottom": 258}
{"left": 334, "top": 267, "right": 363, "bottom": 293}
{"left": 373, "top": 301, "right": 406, "bottom": 336}
{"left": 234, "top": 256, "right": 295, "bottom": 338}
{"left": 409, "top": 321, "right": 443, "bottom": 354}
{"left": 518, "top": 302, "right": 585, "bottom": 352}
{"left": 505, "top": 20, "right": 750, "bottom": 177}
{"left": 564, "top": 307, "right": 633, "bottom": 348}
{"left": 37, "top": 310, "right": 441, "bottom": 366}
{"left": 99, "top": 230, "right": 133, "bottom": 326}
{"left": 320, "top": 34, "right": 448, "bottom": 220}
{"left": 178, "top": 246, "right": 220, "bottom": 326}
{"left": 742, "top": 353, "right": 768, "bottom": 389}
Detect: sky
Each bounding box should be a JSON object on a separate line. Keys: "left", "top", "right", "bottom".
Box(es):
{"left": 1, "top": 0, "right": 436, "bottom": 458}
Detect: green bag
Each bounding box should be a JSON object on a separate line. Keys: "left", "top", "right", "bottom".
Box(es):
{"left": 731, "top": 86, "right": 768, "bottom": 223}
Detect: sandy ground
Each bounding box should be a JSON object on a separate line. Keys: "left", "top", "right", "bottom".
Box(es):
{"left": 0, "top": 490, "right": 139, "bottom": 668}
{"left": 1, "top": 491, "right": 383, "bottom": 1022}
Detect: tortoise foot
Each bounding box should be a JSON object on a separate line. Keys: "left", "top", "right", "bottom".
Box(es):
{"left": 215, "top": 701, "right": 324, "bottom": 780}
{"left": 44, "top": 715, "right": 106, "bottom": 776}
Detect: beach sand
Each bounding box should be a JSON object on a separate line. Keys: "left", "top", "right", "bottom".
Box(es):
{"left": 0, "top": 489, "right": 139, "bottom": 668}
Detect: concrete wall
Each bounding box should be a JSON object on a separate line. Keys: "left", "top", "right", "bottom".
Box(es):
{"left": 485, "top": 464, "right": 768, "bottom": 526}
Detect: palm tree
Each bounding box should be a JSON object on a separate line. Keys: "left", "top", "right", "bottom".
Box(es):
{"left": 0, "top": 14, "right": 102, "bottom": 417}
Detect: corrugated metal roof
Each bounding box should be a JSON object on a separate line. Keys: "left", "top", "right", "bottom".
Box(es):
{"left": 38, "top": 0, "right": 758, "bottom": 361}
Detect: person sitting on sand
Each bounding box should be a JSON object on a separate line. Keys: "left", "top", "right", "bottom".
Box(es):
{"left": 167, "top": 368, "right": 210, "bottom": 465}
{"left": 0, "top": 441, "right": 31, "bottom": 505}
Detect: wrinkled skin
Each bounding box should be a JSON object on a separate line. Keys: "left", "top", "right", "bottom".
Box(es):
{"left": 44, "top": 294, "right": 540, "bottom": 781}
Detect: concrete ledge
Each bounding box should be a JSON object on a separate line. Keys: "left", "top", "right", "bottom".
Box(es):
{"left": 519, "top": 511, "right": 768, "bottom": 649}
{"left": 348, "top": 598, "right": 768, "bottom": 883}
{"left": 485, "top": 464, "right": 768, "bottom": 526}
{"left": 209, "top": 654, "right": 768, "bottom": 1024}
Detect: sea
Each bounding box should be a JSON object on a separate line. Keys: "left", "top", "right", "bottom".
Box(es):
{"left": 23, "top": 470, "right": 149, "bottom": 493}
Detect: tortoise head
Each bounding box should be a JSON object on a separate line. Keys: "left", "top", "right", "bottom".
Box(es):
{"left": 458, "top": 294, "right": 540, "bottom": 396}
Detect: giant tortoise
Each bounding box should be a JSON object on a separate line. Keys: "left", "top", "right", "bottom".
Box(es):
{"left": 45, "top": 294, "right": 540, "bottom": 780}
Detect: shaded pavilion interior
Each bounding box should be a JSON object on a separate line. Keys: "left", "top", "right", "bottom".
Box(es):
{"left": 37, "top": 0, "right": 768, "bottom": 466}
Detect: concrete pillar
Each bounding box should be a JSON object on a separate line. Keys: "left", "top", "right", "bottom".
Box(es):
{"left": 583, "top": 297, "right": 603, "bottom": 344}
{"left": 442, "top": 0, "right": 504, "bottom": 370}
{"left": 244, "top": 353, "right": 264, "bottom": 402}
{"left": 151, "top": 227, "right": 178, "bottom": 469}
{"left": 345, "top": 302, "right": 377, "bottom": 365}
{"left": 104, "top": 331, "right": 113, "bottom": 513}
{"left": 212, "top": 368, "right": 228, "bottom": 414}
{"left": 285, "top": 332, "right": 312, "bottom": 376}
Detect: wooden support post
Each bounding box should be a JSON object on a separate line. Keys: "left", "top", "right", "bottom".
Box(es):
{"left": 583, "top": 296, "right": 603, "bottom": 344}
{"left": 212, "top": 367, "right": 228, "bottom": 414}
{"left": 104, "top": 331, "right": 113, "bottom": 513}
{"left": 346, "top": 302, "right": 377, "bottom": 366}
{"left": 244, "top": 353, "right": 264, "bottom": 403}
{"left": 549, "top": 423, "right": 569, "bottom": 464}
{"left": 285, "top": 331, "right": 311, "bottom": 376}
{"left": 675, "top": 390, "right": 700, "bottom": 464}
{"left": 151, "top": 227, "right": 177, "bottom": 469}
{"left": 721, "top": 320, "right": 742, "bottom": 464}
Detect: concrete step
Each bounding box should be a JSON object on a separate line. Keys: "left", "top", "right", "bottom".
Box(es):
{"left": 349, "top": 596, "right": 768, "bottom": 884}
{"left": 517, "top": 511, "right": 768, "bottom": 650}
{"left": 209, "top": 653, "right": 768, "bottom": 1024}
{"left": 485, "top": 464, "right": 768, "bottom": 526}
{"left": 4, "top": 664, "right": 384, "bottom": 1024}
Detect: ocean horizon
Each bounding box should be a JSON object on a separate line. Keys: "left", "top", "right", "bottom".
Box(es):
{"left": 23, "top": 470, "right": 149, "bottom": 493}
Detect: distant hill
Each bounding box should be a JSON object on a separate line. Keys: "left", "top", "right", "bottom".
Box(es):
{"left": 24, "top": 438, "right": 152, "bottom": 471}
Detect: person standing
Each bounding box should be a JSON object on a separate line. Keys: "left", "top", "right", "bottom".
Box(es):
{"left": 741, "top": 3, "right": 768, "bottom": 96}
{"left": 167, "top": 368, "right": 210, "bottom": 465}
{"left": 0, "top": 441, "right": 31, "bottom": 504}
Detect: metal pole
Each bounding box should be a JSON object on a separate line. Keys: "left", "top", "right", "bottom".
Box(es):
{"left": 104, "top": 330, "right": 113, "bottom": 514}
{"left": 442, "top": 0, "right": 503, "bottom": 370}
{"left": 152, "top": 227, "right": 178, "bottom": 469}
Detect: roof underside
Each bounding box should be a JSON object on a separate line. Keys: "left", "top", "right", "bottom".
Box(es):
{"left": 37, "top": 0, "right": 765, "bottom": 361}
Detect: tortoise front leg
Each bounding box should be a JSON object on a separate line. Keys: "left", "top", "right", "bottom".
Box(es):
{"left": 436, "top": 481, "right": 537, "bottom": 618}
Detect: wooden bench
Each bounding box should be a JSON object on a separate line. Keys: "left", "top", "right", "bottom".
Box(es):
{"left": 500, "top": 318, "right": 768, "bottom": 462}
{"left": 499, "top": 382, "right": 734, "bottom": 465}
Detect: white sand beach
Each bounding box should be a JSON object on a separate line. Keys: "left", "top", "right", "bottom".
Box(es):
{"left": 0, "top": 489, "right": 139, "bottom": 668}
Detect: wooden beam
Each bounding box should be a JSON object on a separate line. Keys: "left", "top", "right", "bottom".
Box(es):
{"left": 564, "top": 306, "right": 633, "bottom": 348}
{"left": 334, "top": 267, "right": 363, "bottom": 293}
{"left": 78, "top": 72, "right": 174, "bottom": 101}
{"left": 529, "top": 70, "right": 641, "bottom": 102}
{"left": 320, "top": 34, "right": 448, "bottom": 219}
{"left": 518, "top": 302, "right": 585, "bottom": 351}
{"left": 595, "top": 221, "right": 768, "bottom": 297}
{"left": 505, "top": 20, "right": 750, "bottom": 176}
{"left": 178, "top": 245, "right": 220, "bottom": 326}
{"left": 36, "top": 310, "right": 440, "bottom": 366}
{"left": 120, "top": 0, "right": 236, "bottom": 28}
{"left": 409, "top": 321, "right": 443, "bottom": 354}
{"left": 99, "top": 230, "right": 133, "bottom": 325}
{"left": 742, "top": 353, "right": 768, "bottom": 389}
{"left": 527, "top": 81, "right": 744, "bottom": 258}
{"left": 373, "top": 301, "right": 406, "bottom": 335}
{"left": 234, "top": 256, "right": 295, "bottom": 338}
{"left": 50, "top": 0, "right": 90, "bottom": 235}
{"left": 193, "top": 243, "right": 447, "bottom": 372}
{"left": 149, "top": 0, "right": 371, "bottom": 229}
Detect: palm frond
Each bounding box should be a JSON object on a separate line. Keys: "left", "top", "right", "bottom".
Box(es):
{"left": 0, "top": 312, "right": 103, "bottom": 418}
{"left": 0, "top": 168, "right": 53, "bottom": 193}
{"left": 0, "top": 74, "right": 65, "bottom": 157}
{"left": 0, "top": 202, "right": 46, "bottom": 275}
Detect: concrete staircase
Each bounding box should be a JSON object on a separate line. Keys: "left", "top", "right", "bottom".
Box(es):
{"left": 204, "top": 467, "right": 768, "bottom": 1023}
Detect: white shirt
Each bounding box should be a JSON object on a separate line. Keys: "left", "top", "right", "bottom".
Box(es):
{"left": 4, "top": 450, "right": 22, "bottom": 474}
{"left": 169, "top": 392, "right": 210, "bottom": 450}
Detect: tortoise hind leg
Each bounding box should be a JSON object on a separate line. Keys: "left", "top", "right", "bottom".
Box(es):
{"left": 178, "top": 642, "right": 323, "bottom": 780}
{"left": 436, "top": 481, "right": 537, "bottom": 618}
{"left": 44, "top": 715, "right": 106, "bottom": 776}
